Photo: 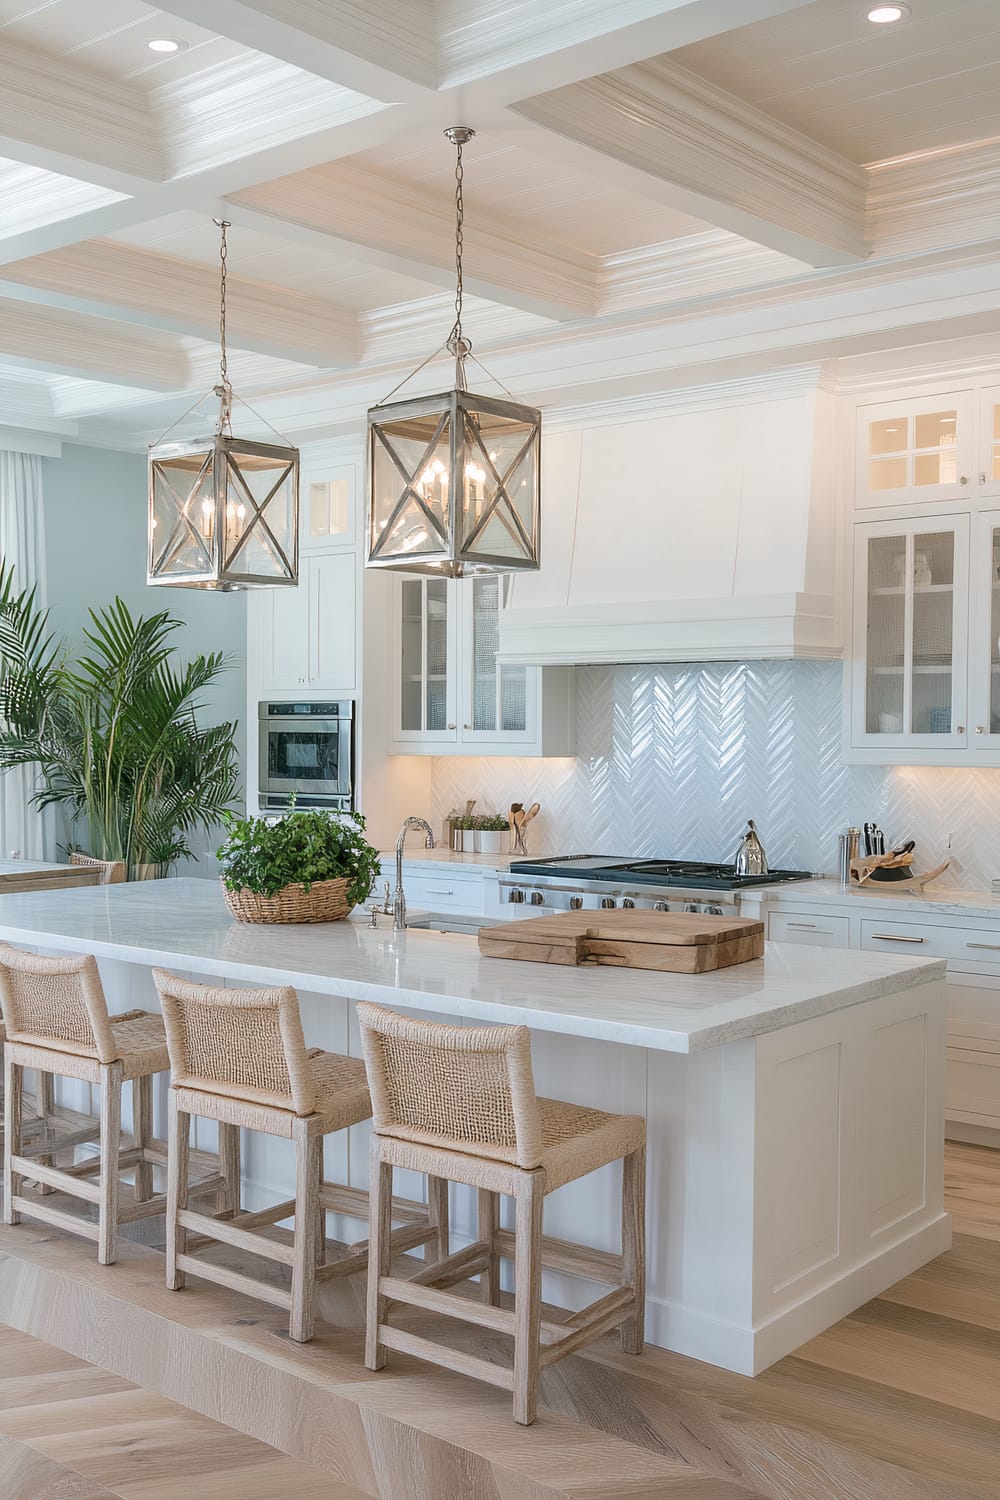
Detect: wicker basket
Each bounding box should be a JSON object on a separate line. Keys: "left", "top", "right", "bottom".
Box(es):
{"left": 222, "top": 876, "right": 354, "bottom": 925}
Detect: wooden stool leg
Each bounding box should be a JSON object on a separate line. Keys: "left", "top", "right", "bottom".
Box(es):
{"left": 3, "top": 1056, "right": 23, "bottom": 1225}
{"left": 166, "top": 1091, "right": 190, "bottom": 1291}
{"left": 512, "top": 1170, "right": 545, "bottom": 1426}
{"left": 621, "top": 1143, "right": 646, "bottom": 1355}
{"left": 365, "top": 1143, "right": 393, "bottom": 1372}
{"left": 97, "top": 1063, "right": 123, "bottom": 1266}
{"left": 428, "top": 1175, "right": 449, "bottom": 1263}
{"left": 35, "top": 1070, "right": 56, "bottom": 1195}
{"left": 478, "top": 1189, "right": 500, "bottom": 1305}
{"left": 216, "top": 1122, "right": 240, "bottom": 1218}
{"left": 132, "top": 1074, "right": 154, "bottom": 1202}
{"left": 289, "top": 1117, "right": 321, "bottom": 1342}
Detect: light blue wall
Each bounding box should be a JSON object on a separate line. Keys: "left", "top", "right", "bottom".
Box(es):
{"left": 40, "top": 443, "right": 247, "bottom": 865}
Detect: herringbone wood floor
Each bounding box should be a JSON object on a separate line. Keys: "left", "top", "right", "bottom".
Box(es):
{"left": 0, "top": 1140, "right": 997, "bottom": 1499}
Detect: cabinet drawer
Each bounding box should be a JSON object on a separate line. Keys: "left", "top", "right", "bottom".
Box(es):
{"left": 946, "top": 1048, "right": 1000, "bottom": 1127}
{"left": 861, "top": 918, "right": 1000, "bottom": 964}
{"left": 393, "top": 874, "right": 485, "bottom": 915}
{"left": 768, "top": 912, "right": 849, "bottom": 948}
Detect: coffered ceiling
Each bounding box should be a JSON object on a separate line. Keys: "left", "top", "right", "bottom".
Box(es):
{"left": 1, "top": 0, "right": 999, "bottom": 454}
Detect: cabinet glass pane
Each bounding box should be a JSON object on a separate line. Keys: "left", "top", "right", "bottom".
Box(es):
{"left": 471, "top": 576, "right": 499, "bottom": 731}
{"left": 865, "top": 535, "right": 906, "bottom": 733}
{"left": 308, "top": 479, "right": 350, "bottom": 540}
{"left": 990, "top": 405, "right": 1000, "bottom": 482}
{"left": 426, "top": 580, "right": 448, "bottom": 732}
{"left": 400, "top": 580, "right": 422, "bottom": 731}
{"left": 913, "top": 410, "right": 957, "bottom": 449}
{"left": 911, "top": 532, "right": 954, "bottom": 735}
{"left": 500, "top": 664, "right": 527, "bottom": 733}
{"left": 870, "top": 456, "right": 907, "bottom": 490}
{"left": 990, "top": 528, "right": 1000, "bottom": 734}
{"left": 914, "top": 450, "right": 958, "bottom": 487}
{"left": 869, "top": 418, "right": 907, "bottom": 455}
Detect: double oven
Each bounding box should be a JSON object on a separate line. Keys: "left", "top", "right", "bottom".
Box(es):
{"left": 258, "top": 700, "right": 354, "bottom": 812}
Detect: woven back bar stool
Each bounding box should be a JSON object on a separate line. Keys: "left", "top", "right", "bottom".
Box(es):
{"left": 357, "top": 1001, "right": 647, "bottom": 1425}
{"left": 0, "top": 943, "right": 174, "bottom": 1264}
{"left": 154, "top": 970, "right": 438, "bottom": 1342}
{"left": 68, "top": 853, "right": 127, "bottom": 884}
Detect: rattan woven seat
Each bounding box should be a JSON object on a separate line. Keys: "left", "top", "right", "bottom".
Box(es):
{"left": 0, "top": 943, "right": 176, "bottom": 1265}
{"left": 154, "top": 970, "right": 438, "bottom": 1343}
{"left": 357, "top": 1001, "right": 647, "bottom": 1425}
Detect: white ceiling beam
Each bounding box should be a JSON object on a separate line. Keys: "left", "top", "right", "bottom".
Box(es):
{"left": 0, "top": 39, "right": 166, "bottom": 195}
{"left": 153, "top": 0, "right": 438, "bottom": 98}
{"left": 225, "top": 162, "right": 597, "bottom": 321}
{"left": 512, "top": 55, "right": 868, "bottom": 267}
{"left": 0, "top": 241, "right": 359, "bottom": 368}
{"left": 0, "top": 300, "right": 189, "bottom": 390}
{"left": 439, "top": 0, "right": 817, "bottom": 101}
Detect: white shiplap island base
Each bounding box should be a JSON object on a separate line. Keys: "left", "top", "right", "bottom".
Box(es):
{"left": 0, "top": 878, "right": 949, "bottom": 1376}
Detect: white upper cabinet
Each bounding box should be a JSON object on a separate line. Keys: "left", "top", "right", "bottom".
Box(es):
{"left": 969, "top": 509, "right": 1000, "bottom": 747}
{"left": 849, "top": 517, "right": 969, "bottom": 760}
{"left": 301, "top": 464, "right": 355, "bottom": 549}
{"left": 854, "top": 392, "right": 973, "bottom": 509}
{"left": 389, "top": 575, "right": 574, "bottom": 757}
{"left": 976, "top": 386, "right": 1000, "bottom": 497}
{"left": 253, "top": 549, "right": 357, "bottom": 694}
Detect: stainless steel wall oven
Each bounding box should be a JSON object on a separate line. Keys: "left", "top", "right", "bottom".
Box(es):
{"left": 258, "top": 700, "right": 354, "bottom": 811}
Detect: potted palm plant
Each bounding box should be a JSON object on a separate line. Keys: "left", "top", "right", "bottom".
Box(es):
{"left": 0, "top": 562, "right": 240, "bottom": 879}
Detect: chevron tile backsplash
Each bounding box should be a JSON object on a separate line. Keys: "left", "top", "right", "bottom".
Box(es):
{"left": 431, "top": 661, "right": 1000, "bottom": 890}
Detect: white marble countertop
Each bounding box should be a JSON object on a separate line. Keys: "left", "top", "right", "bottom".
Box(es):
{"left": 378, "top": 849, "right": 512, "bottom": 873}
{"left": 0, "top": 878, "right": 945, "bottom": 1054}
{"left": 754, "top": 876, "right": 1000, "bottom": 921}
{"left": 0, "top": 860, "right": 78, "bottom": 876}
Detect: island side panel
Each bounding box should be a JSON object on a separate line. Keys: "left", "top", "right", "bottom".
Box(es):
{"left": 750, "top": 972, "right": 950, "bottom": 1374}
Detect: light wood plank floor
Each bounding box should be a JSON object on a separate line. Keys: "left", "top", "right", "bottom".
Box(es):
{"left": 0, "top": 1324, "right": 368, "bottom": 1499}
{"left": 0, "top": 1140, "right": 997, "bottom": 1499}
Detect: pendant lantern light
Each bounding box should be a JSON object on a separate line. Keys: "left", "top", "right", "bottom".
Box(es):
{"left": 366, "top": 127, "right": 541, "bottom": 578}
{"left": 147, "top": 219, "right": 299, "bottom": 590}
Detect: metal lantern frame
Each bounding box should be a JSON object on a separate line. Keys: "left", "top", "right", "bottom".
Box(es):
{"left": 147, "top": 433, "right": 299, "bottom": 591}
{"left": 366, "top": 386, "right": 541, "bottom": 578}
{"left": 147, "top": 217, "right": 300, "bottom": 591}
{"left": 366, "top": 125, "right": 541, "bottom": 579}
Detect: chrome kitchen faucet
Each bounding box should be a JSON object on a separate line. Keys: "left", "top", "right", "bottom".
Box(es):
{"left": 392, "top": 817, "right": 435, "bottom": 931}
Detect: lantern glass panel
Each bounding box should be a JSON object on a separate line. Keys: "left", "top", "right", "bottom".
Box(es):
{"left": 150, "top": 452, "right": 215, "bottom": 578}
{"left": 460, "top": 409, "right": 538, "bottom": 565}
{"left": 223, "top": 449, "right": 296, "bottom": 580}
{"left": 371, "top": 411, "right": 452, "bottom": 562}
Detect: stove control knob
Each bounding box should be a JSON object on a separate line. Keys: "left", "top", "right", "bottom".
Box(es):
{"left": 569, "top": 896, "right": 583, "bottom": 910}
{"left": 652, "top": 901, "right": 669, "bottom": 912}
{"left": 529, "top": 891, "right": 545, "bottom": 906}
{"left": 621, "top": 897, "right": 635, "bottom": 909}
{"left": 705, "top": 904, "right": 724, "bottom": 916}
{"left": 685, "top": 903, "right": 700, "bottom": 914}
{"left": 601, "top": 896, "right": 617, "bottom": 909}
{"left": 508, "top": 888, "right": 524, "bottom": 903}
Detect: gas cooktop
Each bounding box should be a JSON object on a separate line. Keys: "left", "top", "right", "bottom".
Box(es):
{"left": 507, "top": 856, "right": 813, "bottom": 891}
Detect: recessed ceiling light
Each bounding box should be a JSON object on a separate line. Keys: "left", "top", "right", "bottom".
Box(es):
{"left": 147, "top": 37, "right": 188, "bottom": 53}
{"left": 866, "top": 4, "right": 909, "bottom": 22}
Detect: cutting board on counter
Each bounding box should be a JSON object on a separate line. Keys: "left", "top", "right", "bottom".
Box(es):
{"left": 478, "top": 909, "right": 765, "bottom": 974}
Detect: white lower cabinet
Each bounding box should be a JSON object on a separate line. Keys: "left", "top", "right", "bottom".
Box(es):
{"left": 767, "top": 912, "right": 850, "bottom": 947}
{"left": 376, "top": 860, "right": 489, "bottom": 916}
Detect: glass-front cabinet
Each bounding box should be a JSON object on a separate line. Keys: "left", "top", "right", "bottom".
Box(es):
{"left": 851, "top": 517, "right": 969, "bottom": 756}
{"left": 855, "top": 393, "right": 973, "bottom": 509}
{"left": 969, "top": 510, "right": 1000, "bottom": 747}
{"left": 389, "top": 576, "right": 573, "bottom": 757}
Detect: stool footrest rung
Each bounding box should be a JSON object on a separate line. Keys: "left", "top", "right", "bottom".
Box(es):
{"left": 493, "top": 1227, "right": 623, "bottom": 1283}
{"left": 379, "top": 1274, "right": 517, "bottom": 1337}
{"left": 11, "top": 1195, "right": 100, "bottom": 1240}
{"left": 539, "top": 1287, "right": 636, "bottom": 1366}
{"left": 348, "top": 1220, "right": 435, "bottom": 1257}
{"left": 177, "top": 1208, "right": 296, "bottom": 1266}
{"left": 175, "top": 1253, "right": 293, "bottom": 1309}
{"left": 408, "top": 1239, "right": 491, "bottom": 1290}
{"left": 18, "top": 1122, "right": 102, "bottom": 1160}
{"left": 11, "top": 1156, "right": 101, "bottom": 1203}
{"left": 318, "top": 1182, "right": 428, "bottom": 1225}
{"left": 116, "top": 1192, "right": 168, "bottom": 1224}
{"left": 377, "top": 1325, "right": 514, "bottom": 1391}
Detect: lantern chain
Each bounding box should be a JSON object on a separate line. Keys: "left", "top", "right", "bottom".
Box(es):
{"left": 214, "top": 216, "right": 233, "bottom": 434}
{"left": 444, "top": 126, "right": 474, "bottom": 388}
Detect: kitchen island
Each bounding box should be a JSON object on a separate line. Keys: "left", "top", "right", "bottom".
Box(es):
{"left": 0, "top": 878, "right": 949, "bottom": 1376}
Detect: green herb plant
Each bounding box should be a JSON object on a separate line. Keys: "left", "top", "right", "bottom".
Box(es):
{"left": 217, "top": 808, "right": 381, "bottom": 908}
{"left": 476, "top": 813, "right": 509, "bottom": 832}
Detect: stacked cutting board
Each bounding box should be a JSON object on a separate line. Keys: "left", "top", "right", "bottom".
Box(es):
{"left": 478, "top": 910, "right": 765, "bottom": 974}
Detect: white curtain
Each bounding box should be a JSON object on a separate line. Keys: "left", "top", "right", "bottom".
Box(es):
{"left": 0, "top": 450, "right": 47, "bottom": 860}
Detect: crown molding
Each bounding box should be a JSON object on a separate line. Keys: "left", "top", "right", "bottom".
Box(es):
{"left": 0, "top": 240, "right": 359, "bottom": 368}
{"left": 513, "top": 54, "right": 867, "bottom": 267}
{"left": 867, "top": 139, "right": 1000, "bottom": 259}
{"left": 0, "top": 39, "right": 163, "bottom": 193}
{"left": 597, "top": 230, "right": 803, "bottom": 316}
{"left": 543, "top": 364, "right": 834, "bottom": 433}
{"left": 359, "top": 292, "right": 546, "bottom": 366}
{"left": 228, "top": 161, "right": 596, "bottom": 321}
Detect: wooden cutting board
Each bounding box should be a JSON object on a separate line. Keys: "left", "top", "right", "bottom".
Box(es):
{"left": 478, "top": 909, "right": 765, "bottom": 974}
